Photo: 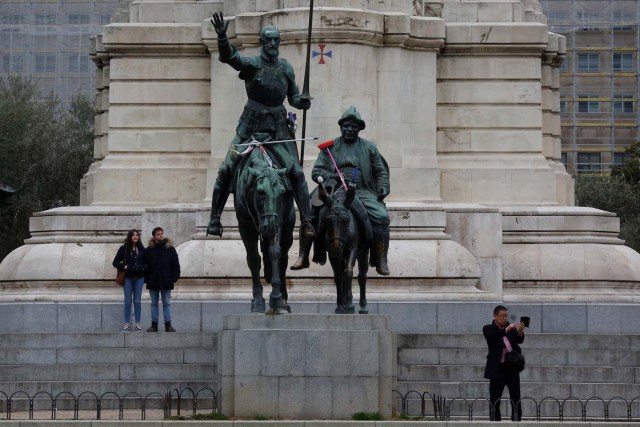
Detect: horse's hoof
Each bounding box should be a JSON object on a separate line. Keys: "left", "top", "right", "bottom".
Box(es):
{"left": 359, "top": 309, "right": 369, "bottom": 314}
{"left": 284, "top": 305, "right": 292, "bottom": 313}
{"left": 251, "top": 297, "right": 266, "bottom": 313}
{"left": 269, "top": 294, "right": 284, "bottom": 309}
{"left": 266, "top": 307, "right": 289, "bottom": 315}
{"left": 335, "top": 307, "right": 346, "bottom": 314}
{"left": 344, "top": 306, "right": 355, "bottom": 314}
{"left": 206, "top": 220, "right": 223, "bottom": 237}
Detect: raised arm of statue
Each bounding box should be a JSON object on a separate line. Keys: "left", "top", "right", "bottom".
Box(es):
{"left": 211, "top": 13, "right": 229, "bottom": 38}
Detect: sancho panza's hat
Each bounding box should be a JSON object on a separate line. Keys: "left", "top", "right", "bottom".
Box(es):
{"left": 338, "top": 105, "right": 366, "bottom": 130}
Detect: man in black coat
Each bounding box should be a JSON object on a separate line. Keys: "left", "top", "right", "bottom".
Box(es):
{"left": 483, "top": 304, "right": 525, "bottom": 421}
{"left": 144, "top": 227, "right": 180, "bottom": 332}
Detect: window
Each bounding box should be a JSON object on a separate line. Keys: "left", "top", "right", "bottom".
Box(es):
{"left": 1, "top": 55, "right": 23, "bottom": 73}
{"left": 577, "top": 53, "right": 599, "bottom": 72}
{"left": 35, "top": 14, "right": 57, "bottom": 25}
{"left": 613, "top": 10, "right": 635, "bottom": 31}
{"left": 561, "top": 152, "right": 568, "bottom": 166}
{"left": 613, "top": 53, "right": 634, "bottom": 71}
{"left": 2, "top": 14, "right": 24, "bottom": 25}
{"left": 560, "top": 101, "right": 567, "bottom": 113}
{"left": 34, "top": 54, "right": 56, "bottom": 73}
{"left": 577, "top": 10, "right": 601, "bottom": 23}
{"left": 577, "top": 10, "right": 601, "bottom": 31}
{"left": 577, "top": 94, "right": 600, "bottom": 113}
{"left": 67, "top": 54, "right": 89, "bottom": 73}
{"left": 101, "top": 14, "right": 112, "bottom": 25}
{"left": 577, "top": 152, "right": 601, "bottom": 172}
{"left": 613, "top": 95, "right": 634, "bottom": 113}
{"left": 68, "top": 14, "right": 90, "bottom": 25}
{"left": 614, "top": 152, "right": 633, "bottom": 166}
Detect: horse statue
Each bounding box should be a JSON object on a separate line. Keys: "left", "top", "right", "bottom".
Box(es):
{"left": 318, "top": 178, "right": 370, "bottom": 314}
{"left": 234, "top": 140, "right": 295, "bottom": 314}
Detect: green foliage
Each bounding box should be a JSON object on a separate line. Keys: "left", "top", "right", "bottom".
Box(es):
{"left": 612, "top": 141, "right": 640, "bottom": 185}
{"left": 575, "top": 151, "right": 640, "bottom": 252}
{"left": 166, "top": 413, "right": 228, "bottom": 421}
{"left": 352, "top": 411, "right": 384, "bottom": 420}
{"left": 0, "top": 76, "right": 94, "bottom": 260}
{"left": 191, "top": 412, "right": 229, "bottom": 420}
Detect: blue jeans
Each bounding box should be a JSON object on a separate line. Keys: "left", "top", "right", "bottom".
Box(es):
{"left": 123, "top": 276, "right": 144, "bottom": 323}
{"left": 149, "top": 289, "right": 172, "bottom": 323}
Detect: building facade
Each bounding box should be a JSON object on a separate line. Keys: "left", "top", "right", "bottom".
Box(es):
{"left": 541, "top": 0, "right": 640, "bottom": 174}
{"left": 0, "top": 0, "right": 118, "bottom": 105}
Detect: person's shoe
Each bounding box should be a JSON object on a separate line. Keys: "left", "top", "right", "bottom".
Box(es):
{"left": 147, "top": 322, "right": 158, "bottom": 332}
{"left": 134, "top": 325, "right": 143, "bottom": 332}
{"left": 165, "top": 321, "right": 176, "bottom": 332}
{"left": 206, "top": 217, "right": 223, "bottom": 237}
{"left": 122, "top": 324, "right": 130, "bottom": 332}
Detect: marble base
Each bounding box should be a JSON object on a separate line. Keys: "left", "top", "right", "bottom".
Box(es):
{"left": 219, "top": 314, "right": 394, "bottom": 419}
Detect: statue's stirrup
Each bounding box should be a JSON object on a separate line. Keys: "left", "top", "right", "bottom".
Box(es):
{"left": 300, "top": 220, "right": 315, "bottom": 238}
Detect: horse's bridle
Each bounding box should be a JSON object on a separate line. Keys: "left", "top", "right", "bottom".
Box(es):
{"left": 253, "top": 168, "right": 282, "bottom": 237}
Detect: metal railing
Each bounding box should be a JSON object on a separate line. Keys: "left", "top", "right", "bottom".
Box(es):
{"left": 393, "top": 390, "right": 640, "bottom": 422}
{"left": 4, "top": 387, "right": 640, "bottom": 421}
{"left": 0, "top": 387, "right": 221, "bottom": 420}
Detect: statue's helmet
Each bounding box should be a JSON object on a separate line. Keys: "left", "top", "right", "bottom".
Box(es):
{"left": 259, "top": 25, "right": 280, "bottom": 41}
{"left": 338, "top": 105, "right": 366, "bottom": 130}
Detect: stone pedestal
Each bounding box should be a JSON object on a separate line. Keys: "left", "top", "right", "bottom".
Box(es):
{"left": 219, "top": 314, "right": 394, "bottom": 419}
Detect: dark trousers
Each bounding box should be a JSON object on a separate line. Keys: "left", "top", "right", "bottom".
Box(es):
{"left": 489, "top": 366, "right": 522, "bottom": 421}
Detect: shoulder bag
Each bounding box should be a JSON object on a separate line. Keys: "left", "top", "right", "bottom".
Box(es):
{"left": 115, "top": 249, "right": 127, "bottom": 286}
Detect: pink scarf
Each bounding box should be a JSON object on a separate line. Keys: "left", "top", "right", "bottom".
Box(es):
{"left": 500, "top": 331, "right": 513, "bottom": 363}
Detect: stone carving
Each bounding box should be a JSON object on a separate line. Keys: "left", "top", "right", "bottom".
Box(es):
{"left": 206, "top": 13, "right": 314, "bottom": 242}
{"left": 234, "top": 135, "right": 295, "bottom": 314}
{"left": 318, "top": 179, "right": 370, "bottom": 314}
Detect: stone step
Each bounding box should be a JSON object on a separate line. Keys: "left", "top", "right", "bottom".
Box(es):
{"left": 398, "top": 364, "right": 637, "bottom": 384}
{"left": 0, "top": 347, "right": 215, "bottom": 365}
{"left": 0, "top": 332, "right": 217, "bottom": 349}
{"left": 398, "top": 348, "right": 640, "bottom": 367}
{"left": 0, "top": 364, "right": 217, "bottom": 381}
{"left": 398, "top": 333, "right": 640, "bottom": 350}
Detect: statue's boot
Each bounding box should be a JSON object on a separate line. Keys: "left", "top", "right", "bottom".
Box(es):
{"left": 207, "top": 185, "right": 231, "bottom": 237}
{"left": 292, "top": 178, "right": 315, "bottom": 239}
{"left": 373, "top": 225, "right": 390, "bottom": 276}
{"left": 290, "top": 235, "right": 314, "bottom": 270}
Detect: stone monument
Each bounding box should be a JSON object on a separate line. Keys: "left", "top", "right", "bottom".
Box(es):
{"left": 1, "top": 0, "right": 639, "bottom": 307}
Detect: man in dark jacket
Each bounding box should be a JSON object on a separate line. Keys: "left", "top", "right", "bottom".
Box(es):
{"left": 483, "top": 305, "right": 525, "bottom": 421}
{"left": 144, "top": 227, "right": 180, "bottom": 332}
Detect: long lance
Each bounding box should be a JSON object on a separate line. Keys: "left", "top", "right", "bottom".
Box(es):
{"left": 299, "top": 0, "right": 314, "bottom": 166}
